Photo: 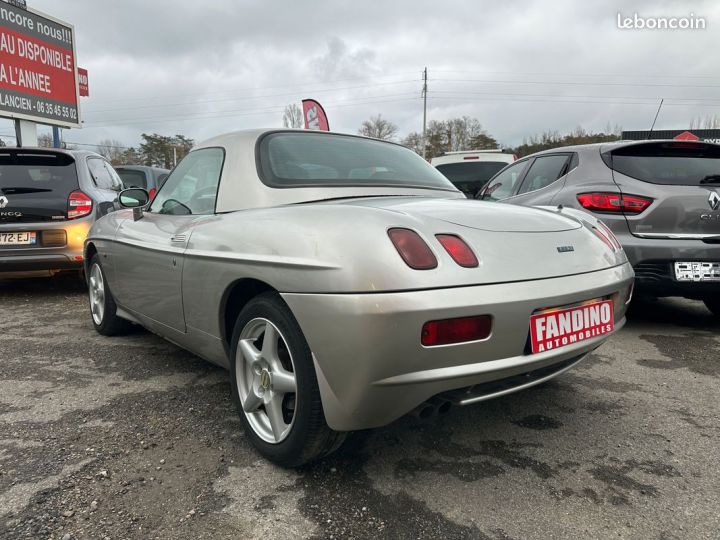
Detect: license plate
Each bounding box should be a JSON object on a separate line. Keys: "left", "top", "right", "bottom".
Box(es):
{"left": 674, "top": 262, "right": 720, "bottom": 282}
{"left": 0, "top": 231, "right": 37, "bottom": 246}
{"left": 529, "top": 299, "right": 614, "bottom": 354}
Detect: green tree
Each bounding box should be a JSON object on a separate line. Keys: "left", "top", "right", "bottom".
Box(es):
{"left": 139, "top": 133, "right": 195, "bottom": 169}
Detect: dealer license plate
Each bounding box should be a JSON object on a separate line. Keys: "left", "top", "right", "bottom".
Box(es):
{"left": 0, "top": 231, "right": 37, "bottom": 246}
{"left": 529, "top": 299, "right": 614, "bottom": 354}
{"left": 674, "top": 262, "right": 720, "bottom": 282}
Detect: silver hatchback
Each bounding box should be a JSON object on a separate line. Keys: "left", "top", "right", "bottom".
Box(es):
{"left": 478, "top": 140, "right": 720, "bottom": 316}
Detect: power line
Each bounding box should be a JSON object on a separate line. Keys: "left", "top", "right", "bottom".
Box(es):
{"left": 432, "top": 77, "right": 720, "bottom": 89}
{"left": 83, "top": 79, "right": 420, "bottom": 115}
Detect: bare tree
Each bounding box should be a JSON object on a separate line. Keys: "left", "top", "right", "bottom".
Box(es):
{"left": 690, "top": 115, "right": 720, "bottom": 129}
{"left": 96, "top": 139, "right": 126, "bottom": 164}
{"left": 37, "top": 133, "right": 53, "bottom": 148}
{"left": 358, "top": 114, "right": 398, "bottom": 141}
{"left": 282, "top": 104, "right": 304, "bottom": 128}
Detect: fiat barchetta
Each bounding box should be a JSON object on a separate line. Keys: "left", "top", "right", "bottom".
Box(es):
{"left": 84, "top": 129, "right": 634, "bottom": 466}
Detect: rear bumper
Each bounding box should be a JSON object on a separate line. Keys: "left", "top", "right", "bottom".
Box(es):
{"left": 282, "top": 263, "right": 634, "bottom": 431}
{"left": 619, "top": 234, "right": 720, "bottom": 298}
{"left": 0, "top": 219, "right": 91, "bottom": 277}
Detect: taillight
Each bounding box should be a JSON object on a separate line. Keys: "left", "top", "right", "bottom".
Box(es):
{"left": 68, "top": 191, "right": 93, "bottom": 219}
{"left": 596, "top": 220, "right": 622, "bottom": 250}
{"left": 148, "top": 188, "right": 157, "bottom": 200}
{"left": 388, "top": 228, "right": 437, "bottom": 270}
{"left": 592, "top": 226, "right": 617, "bottom": 252}
{"left": 422, "top": 315, "right": 492, "bottom": 346}
{"left": 436, "top": 234, "right": 479, "bottom": 268}
{"left": 576, "top": 193, "right": 652, "bottom": 214}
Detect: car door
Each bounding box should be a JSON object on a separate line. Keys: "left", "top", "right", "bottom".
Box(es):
{"left": 111, "top": 148, "right": 225, "bottom": 332}
{"left": 504, "top": 153, "right": 575, "bottom": 206}
{"left": 477, "top": 159, "right": 531, "bottom": 202}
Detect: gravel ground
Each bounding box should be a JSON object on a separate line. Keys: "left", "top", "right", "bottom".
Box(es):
{"left": 0, "top": 275, "right": 718, "bottom": 539}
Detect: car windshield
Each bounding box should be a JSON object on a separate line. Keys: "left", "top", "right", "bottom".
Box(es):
{"left": 0, "top": 152, "right": 78, "bottom": 196}
{"left": 436, "top": 162, "right": 508, "bottom": 196}
{"left": 258, "top": 132, "right": 457, "bottom": 191}
{"left": 606, "top": 142, "right": 720, "bottom": 186}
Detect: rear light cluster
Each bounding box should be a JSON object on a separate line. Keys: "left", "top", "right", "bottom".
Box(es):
{"left": 422, "top": 315, "right": 492, "bottom": 346}
{"left": 68, "top": 191, "right": 93, "bottom": 219}
{"left": 387, "top": 229, "right": 479, "bottom": 270}
{"left": 595, "top": 221, "right": 622, "bottom": 251}
{"left": 576, "top": 192, "right": 652, "bottom": 214}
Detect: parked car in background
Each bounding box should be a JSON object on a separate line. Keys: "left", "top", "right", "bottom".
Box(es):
{"left": 432, "top": 150, "right": 516, "bottom": 197}
{"left": 114, "top": 165, "right": 170, "bottom": 199}
{"left": 85, "top": 129, "right": 633, "bottom": 466}
{"left": 0, "top": 148, "right": 123, "bottom": 280}
{"left": 478, "top": 140, "right": 720, "bottom": 316}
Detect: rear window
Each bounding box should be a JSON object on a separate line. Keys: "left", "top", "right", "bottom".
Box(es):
{"left": 0, "top": 152, "right": 78, "bottom": 195}
{"left": 605, "top": 142, "right": 720, "bottom": 186}
{"left": 117, "top": 169, "right": 148, "bottom": 189}
{"left": 258, "top": 132, "right": 456, "bottom": 191}
{"left": 435, "top": 162, "right": 507, "bottom": 195}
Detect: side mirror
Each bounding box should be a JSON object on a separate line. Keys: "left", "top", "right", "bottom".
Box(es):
{"left": 118, "top": 188, "right": 150, "bottom": 208}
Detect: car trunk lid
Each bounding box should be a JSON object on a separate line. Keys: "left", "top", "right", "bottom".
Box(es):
{"left": 603, "top": 141, "right": 720, "bottom": 240}
{"left": 0, "top": 151, "right": 78, "bottom": 224}
{"left": 341, "top": 197, "right": 583, "bottom": 233}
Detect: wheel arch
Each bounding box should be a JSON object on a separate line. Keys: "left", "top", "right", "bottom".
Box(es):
{"left": 220, "top": 278, "right": 277, "bottom": 355}
{"left": 84, "top": 242, "right": 98, "bottom": 273}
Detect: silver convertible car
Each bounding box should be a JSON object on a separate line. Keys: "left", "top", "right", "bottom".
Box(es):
{"left": 85, "top": 129, "right": 634, "bottom": 466}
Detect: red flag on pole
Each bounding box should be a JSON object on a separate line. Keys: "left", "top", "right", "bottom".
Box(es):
{"left": 302, "top": 99, "right": 330, "bottom": 131}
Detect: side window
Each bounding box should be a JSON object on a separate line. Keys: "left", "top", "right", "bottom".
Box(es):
{"left": 87, "top": 158, "right": 114, "bottom": 190}
{"left": 150, "top": 148, "right": 224, "bottom": 216}
{"left": 516, "top": 155, "right": 570, "bottom": 195}
{"left": 104, "top": 162, "right": 124, "bottom": 191}
{"left": 480, "top": 160, "right": 529, "bottom": 201}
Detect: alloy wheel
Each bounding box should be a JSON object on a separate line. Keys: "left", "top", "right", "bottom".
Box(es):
{"left": 236, "top": 318, "right": 297, "bottom": 444}
{"left": 88, "top": 263, "right": 105, "bottom": 325}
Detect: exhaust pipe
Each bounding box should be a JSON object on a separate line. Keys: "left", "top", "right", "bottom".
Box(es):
{"left": 409, "top": 397, "right": 452, "bottom": 420}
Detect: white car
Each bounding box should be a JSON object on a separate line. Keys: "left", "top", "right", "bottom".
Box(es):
{"left": 432, "top": 150, "right": 516, "bottom": 197}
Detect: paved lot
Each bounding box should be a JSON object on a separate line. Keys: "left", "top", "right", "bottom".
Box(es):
{"left": 0, "top": 276, "right": 718, "bottom": 540}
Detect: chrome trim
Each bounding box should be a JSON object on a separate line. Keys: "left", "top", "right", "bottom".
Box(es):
{"left": 633, "top": 232, "right": 720, "bottom": 240}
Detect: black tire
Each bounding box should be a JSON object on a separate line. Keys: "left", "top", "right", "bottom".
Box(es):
{"left": 229, "top": 292, "right": 346, "bottom": 467}
{"left": 87, "top": 254, "right": 131, "bottom": 336}
{"left": 703, "top": 295, "right": 720, "bottom": 317}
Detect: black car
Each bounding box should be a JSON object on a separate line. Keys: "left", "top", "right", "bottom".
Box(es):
{"left": 115, "top": 165, "right": 170, "bottom": 199}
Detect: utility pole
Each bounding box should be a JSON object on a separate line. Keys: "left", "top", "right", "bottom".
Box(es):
{"left": 421, "top": 67, "right": 428, "bottom": 159}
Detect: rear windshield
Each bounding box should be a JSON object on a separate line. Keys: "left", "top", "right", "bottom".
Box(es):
{"left": 117, "top": 169, "right": 147, "bottom": 189}
{"left": 605, "top": 142, "right": 720, "bottom": 186}
{"left": 436, "top": 162, "right": 508, "bottom": 194}
{"left": 0, "top": 152, "right": 78, "bottom": 195}
{"left": 258, "top": 132, "right": 456, "bottom": 191}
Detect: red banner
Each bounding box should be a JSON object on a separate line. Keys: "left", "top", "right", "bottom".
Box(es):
{"left": 302, "top": 99, "right": 329, "bottom": 131}
{"left": 529, "top": 300, "right": 614, "bottom": 354}
{"left": 77, "top": 67, "right": 88, "bottom": 97}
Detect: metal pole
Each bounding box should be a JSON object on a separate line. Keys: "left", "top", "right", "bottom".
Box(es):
{"left": 52, "top": 126, "right": 61, "bottom": 148}
{"left": 422, "top": 67, "right": 427, "bottom": 159}
{"left": 173, "top": 146, "right": 177, "bottom": 167}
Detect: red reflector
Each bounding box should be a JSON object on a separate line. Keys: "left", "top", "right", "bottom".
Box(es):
{"left": 68, "top": 191, "right": 93, "bottom": 219}
{"left": 148, "top": 187, "right": 157, "bottom": 200}
{"left": 576, "top": 193, "right": 652, "bottom": 214}
{"left": 436, "top": 234, "right": 479, "bottom": 267}
{"left": 388, "top": 228, "right": 437, "bottom": 270}
{"left": 422, "top": 315, "right": 492, "bottom": 346}
{"left": 463, "top": 156, "right": 480, "bottom": 160}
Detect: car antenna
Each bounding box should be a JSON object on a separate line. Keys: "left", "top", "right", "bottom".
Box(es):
{"left": 648, "top": 98, "right": 664, "bottom": 139}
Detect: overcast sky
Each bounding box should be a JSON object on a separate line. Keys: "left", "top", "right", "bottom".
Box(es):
{"left": 3, "top": 0, "right": 719, "bottom": 150}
